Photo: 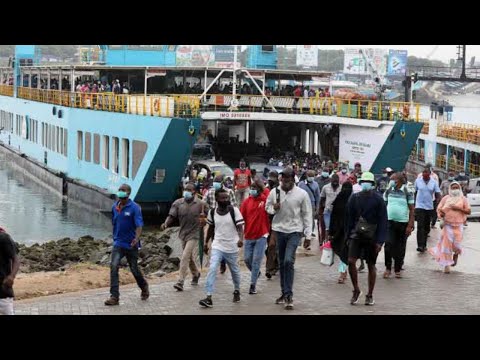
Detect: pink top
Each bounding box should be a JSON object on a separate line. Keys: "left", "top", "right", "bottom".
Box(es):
{"left": 437, "top": 195, "right": 470, "bottom": 225}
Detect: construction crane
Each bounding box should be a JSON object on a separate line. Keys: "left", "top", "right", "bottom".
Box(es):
{"left": 426, "top": 45, "right": 439, "bottom": 60}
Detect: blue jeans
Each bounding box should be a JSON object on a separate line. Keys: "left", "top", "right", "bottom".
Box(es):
{"left": 110, "top": 246, "right": 148, "bottom": 299}
{"left": 205, "top": 249, "right": 241, "bottom": 295}
{"left": 324, "top": 209, "right": 332, "bottom": 230}
{"left": 244, "top": 237, "right": 267, "bottom": 286}
{"left": 276, "top": 231, "right": 301, "bottom": 298}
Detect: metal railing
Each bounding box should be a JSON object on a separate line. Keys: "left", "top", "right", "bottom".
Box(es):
{"left": 0, "top": 85, "right": 14, "bottom": 97}
{"left": 469, "top": 163, "right": 480, "bottom": 177}
{"left": 437, "top": 123, "right": 480, "bottom": 145}
{"left": 448, "top": 158, "right": 465, "bottom": 173}
{"left": 420, "top": 120, "right": 429, "bottom": 135}
{"left": 16, "top": 87, "right": 200, "bottom": 118}
{"left": 436, "top": 154, "right": 447, "bottom": 169}
{"left": 201, "top": 94, "right": 423, "bottom": 121}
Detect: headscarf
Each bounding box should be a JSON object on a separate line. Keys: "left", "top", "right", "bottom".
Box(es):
{"left": 445, "top": 181, "right": 464, "bottom": 207}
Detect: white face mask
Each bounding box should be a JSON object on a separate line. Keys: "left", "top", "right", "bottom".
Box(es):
{"left": 451, "top": 189, "right": 461, "bottom": 197}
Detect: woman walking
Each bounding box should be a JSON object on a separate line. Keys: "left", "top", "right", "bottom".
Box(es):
{"left": 329, "top": 181, "right": 353, "bottom": 283}
{"left": 429, "top": 181, "right": 471, "bottom": 273}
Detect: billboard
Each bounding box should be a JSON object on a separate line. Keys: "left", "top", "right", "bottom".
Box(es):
{"left": 214, "top": 45, "right": 240, "bottom": 68}
{"left": 344, "top": 48, "right": 388, "bottom": 76}
{"left": 176, "top": 45, "right": 215, "bottom": 67}
{"left": 296, "top": 45, "right": 318, "bottom": 67}
{"left": 387, "top": 49, "right": 408, "bottom": 76}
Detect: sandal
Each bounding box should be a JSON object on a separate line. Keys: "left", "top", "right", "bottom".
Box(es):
{"left": 452, "top": 253, "right": 459, "bottom": 267}
{"left": 395, "top": 272, "right": 402, "bottom": 278}
{"left": 383, "top": 270, "right": 391, "bottom": 279}
{"left": 337, "top": 272, "right": 347, "bottom": 284}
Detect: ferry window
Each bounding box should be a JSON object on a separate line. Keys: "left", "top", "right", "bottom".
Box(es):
{"left": 77, "top": 131, "right": 83, "bottom": 160}
{"left": 93, "top": 134, "right": 100, "bottom": 164}
{"left": 122, "top": 138, "right": 130, "bottom": 178}
{"left": 262, "top": 45, "right": 274, "bottom": 52}
{"left": 63, "top": 129, "right": 68, "bottom": 156}
{"left": 51, "top": 125, "right": 55, "bottom": 151}
{"left": 59, "top": 128, "right": 63, "bottom": 155}
{"left": 167, "top": 45, "right": 176, "bottom": 51}
{"left": 56, "top": 126, "right": 61, "bottom": 153}
{"left": 53, "top": 126, "right": 57, "bottom": 152}
{"left": 35, "top": 121, "right": 38, "bottom": 143}
{"left": 132, "top": 140, "right": 148, "bottom": 179}
{"left": 102, "top": 136, "right": 110, "bottom": 169}
{"left": 85, "top": 132, "right": 92, "bottom": 162}
{"left": 112, "top": 136, "right": 119, "bottom": 174}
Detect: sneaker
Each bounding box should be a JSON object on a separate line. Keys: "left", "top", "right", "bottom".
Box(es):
{"left": 233, "top": 290, "right": 241, "bottom": 303}
{"left": 284, "top": 296, "right": 294, "bottom": 310}
{"left": 141, "top": 284, "right": 149, "bottom": 300}
{"left": 383, "top": 270, "right": 391, "bottom": 279}
{"left": 395, "top": 271, "right": 402, "bottom": 278}
{"left": 249, "top": 284, "right": 257, "bottom": 294}
{"left": 350, "top": 290, "right": 362, "bottom": 305}
{"left": 173, "top": 282, "right": 184, "bottom": 291}
{"left": 265, "top": 272, "right": 272, "bottom": 280}
{"left": 199, "top": 296, "right": 213, "bottom": 308}
{"left": 191, "top": 274, "right": 201, "bottom": 286}
{"left": 275, "top": 295, "right": 285, "bottom": 304}
{"left": 365, "top": 295, "right": 375, "bottom": 306}
{"left": 104, "top": 296, "right": 119, "bottom": 306}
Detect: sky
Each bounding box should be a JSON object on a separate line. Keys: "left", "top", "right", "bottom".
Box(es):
{"left": 314, "top": 45, "right": 480, "bottom": 63}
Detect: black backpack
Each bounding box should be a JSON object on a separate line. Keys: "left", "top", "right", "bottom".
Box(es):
{"left": 209, "top": 206, "right": 237, "bottom": 228}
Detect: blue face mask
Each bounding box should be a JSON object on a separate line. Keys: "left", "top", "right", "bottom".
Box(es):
{"left": 341, "top": 169, "right": 347, "bottom": 174}
{"left": 322, "top": 172, "right": 329, "bottom": 178}
{"left": 249, "top": 189, "right": 258, "bottom": 197}
{"left": 183, "top": 191, "right": 193, "bottom": 199}
{"left": 307, "top": 177, "right": 314, "bottom": 182}
{"left": 448, "top": 176, "right": 455, "bottom": 181}
{"left": 117, "top": 191, "right": 128, "bottom": 199}
{"left": 361, "top": 182, "right": 373, "bottom": 191}
{"left": 389, "top": 180, "right": 396, "bottom": 188}
{"left": 213, "top": 182, "right": 222, "bottom": 190}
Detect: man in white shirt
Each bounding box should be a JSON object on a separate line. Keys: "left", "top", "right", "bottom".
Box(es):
{"left": 266, "top": 167, "right": 312, "bottom": 310}
{"left": 199, "top": 189, "right": 244, "bottom": 308}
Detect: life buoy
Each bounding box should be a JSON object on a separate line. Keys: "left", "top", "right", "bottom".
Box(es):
{"left": 188, "top": 125, "right": 195, "bottom": 136}
{"left": 153, "top": 99, "right": 160, "bottom": 113}
{"left": 231, "top": 98, "right": 239, "bottom": 107}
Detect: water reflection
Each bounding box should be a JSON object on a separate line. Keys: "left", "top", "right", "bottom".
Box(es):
{"left": 0, "top": 160, "right": 111, "bottom": 245}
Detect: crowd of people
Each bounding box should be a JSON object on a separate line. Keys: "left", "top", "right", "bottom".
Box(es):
{"left": 0, "top": 158, "right": 473, "bottom": 314}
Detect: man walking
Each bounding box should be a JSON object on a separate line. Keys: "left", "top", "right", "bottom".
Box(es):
{"left": 161, "top": 183, "right": 207, "bottom": 291}
{"left": 265, "top": 170, "right": 280, "bottom": 279}
{"left": 315, "top": 167, "right": 331, "bottom": 243}
{"left": 320, "top": 174, "right": 342, "bottom": 242}
{"left": 105, "top": 184, "right": 149, "bottom": 306}
{"left": 414, "top": 168, "right": 441, "bottom": 252}
{"left": 233, "top": 159, "right": 252, "bottom": 207}
{"left": 299, "top": 169, "right": 321, "bottom": 241}
{"left": 345, "top": 172, "right": 388, "bottom": 306}
{"left": 383, "top": 172, "right": 415, "bottom": 278}
{"left": 199, "top": 189, "right": 245, "bottom": 308}
{"left": 0, "top": 227, "right": 19, "bottom": 315}
{"left": 266, "top": 168, "right": 312, "bottom": 310}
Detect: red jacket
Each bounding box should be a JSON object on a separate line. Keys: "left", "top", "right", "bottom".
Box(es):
{"left": 240, "top": 189, "right": 270, "bottom": 240}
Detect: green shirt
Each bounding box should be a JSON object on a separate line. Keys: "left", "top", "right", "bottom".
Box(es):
{"left": 383, "top": 185, "right": 414, "bottom": 223}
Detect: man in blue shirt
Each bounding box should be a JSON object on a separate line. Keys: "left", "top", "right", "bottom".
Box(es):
{"left": 105, "top": 184, "right": 149, "bottom": 306}
{"left": 298, "top": 170, "right": 321, "bottom": 242}
{"left": 414, "top": 168, "right": 441, "bottom": 253}
{"left": 345, "top": 172, "right": 387, "bottom": 306}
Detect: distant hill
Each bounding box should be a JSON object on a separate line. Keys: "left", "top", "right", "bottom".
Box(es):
{"left": 0, "top": 45, "right": 79, "bottom": 61}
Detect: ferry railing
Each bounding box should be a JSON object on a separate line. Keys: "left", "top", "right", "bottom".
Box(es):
{"left": 435, "top": 155, "right": 447, "bottom": 170}
{"left": 448, "top": 158, "right": 465, "bottom": 173}
{"left": 437, "top": 123, "right": 480, "bottom": 145}
{"left": 0, "top": 85, "right": 14, "bottom": 97}
{"left": 418, "top": 153, "right": 425, "bottom": 162}
{"left": 469, "top": 163, "right": 480, "bottom": 177}
{"left": 201, "top": 94, "right": 423, "bottom": 122}
{"left": 16, "top": 87, "right": 201, "bottom": 118}
{"left": 420, "top": 120, "right": 429, "bottom": 135}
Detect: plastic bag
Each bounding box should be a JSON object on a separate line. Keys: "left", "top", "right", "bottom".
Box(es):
{"left": 320, "top": 241, "right": 334, "bottom": 266}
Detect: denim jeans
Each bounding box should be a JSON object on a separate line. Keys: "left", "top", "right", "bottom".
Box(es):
{"left": 324, "top": 209, "right": 332, "bottom": 230}
{"left": 244, "top": 237, "right": 267, "bottom": 286}
{"left": 205, "top": 249, "right": 241, "bottom": 295}
{"left": 276, "top": 231, "right": 301, "bottom": 298}
{"left": 110, "top": 246, "right": 148, "bottom": 299}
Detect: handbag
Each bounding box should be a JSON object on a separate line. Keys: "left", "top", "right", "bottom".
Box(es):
{"left": 354, "top": 196, "right": 377, "bottom": 242}
{"left": 320, "top": 241, "right": 334, "bottom": 266}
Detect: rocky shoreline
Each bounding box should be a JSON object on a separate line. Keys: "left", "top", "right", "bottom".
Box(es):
{"left": 16, "top": 228, "right": 182, "bottom": 276}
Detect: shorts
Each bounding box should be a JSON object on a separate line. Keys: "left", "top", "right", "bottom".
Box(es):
{"left": 0, "top": 298, "right": 14, "bottom": 315}
{"left": 348, "top": 238, "right": 379, "bottom": 265}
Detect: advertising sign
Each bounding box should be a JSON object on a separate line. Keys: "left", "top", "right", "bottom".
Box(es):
{"left": 176, "top": 45, "right": 215, "bottom": 67}
{"left": 296, "top": 45, "right": 318, "bottom": 67}
{"left": 387, "top": 49, "right": 408, "bottom": 76}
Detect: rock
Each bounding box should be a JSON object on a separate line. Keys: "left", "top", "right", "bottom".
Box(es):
{"left": 151, "top": 270, "right": 166, "bottom": 277}
{"left": 166, "top": 257, "right": 180, "bottom": 266}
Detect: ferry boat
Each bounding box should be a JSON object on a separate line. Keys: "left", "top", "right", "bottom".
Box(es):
{"left": 0, "top": 45, "right": 434, "bottom": 216}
